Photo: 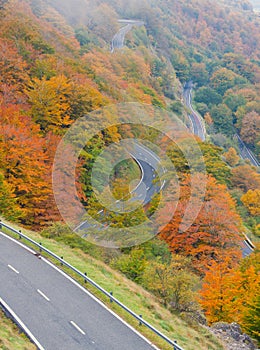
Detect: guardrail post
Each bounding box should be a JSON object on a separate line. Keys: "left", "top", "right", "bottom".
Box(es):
{"left": 1, "top": 220, "right": 185, "bottom": 350}
{"left": 139, "top": 315, "right": 143, "bottom": 326}
{"left": 39, "top": 242, "right": 42, "bottom": 252}
{"left": 84, "top": 272, "right": 87, "bottom": 283}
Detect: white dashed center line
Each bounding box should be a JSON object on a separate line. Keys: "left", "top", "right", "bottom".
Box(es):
{"left": 37, "top": 289, "right": 50, "bottom": 302}
{"left": 70, "top": 321, "right": 86, "bottom": 335}
{"left": 8, "top": 264, "right": 19, "bottom": 274}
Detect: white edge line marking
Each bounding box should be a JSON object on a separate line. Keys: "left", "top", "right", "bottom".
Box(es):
{"left": 8, "top": 264, "right": 19, "bottom": 274}
{"left": 0, "top": 231, "right": 160, "bottom": 350}
{"left": 0, "top": 232, "right": 35, "bottom": 254}
{"left": 0, "top": 296, "right": 45, "bottom": 350}
{"left": 37, "top": 289, "right": 50, "bottom": 302}
{"left": 135, "top": 142, "right": 161, "bottom": 162}
{"left": 42, "top": 258, "right": 160, "bottom": 349}
{"left": 75, "top": 141, "right": 165, "bottom": 230}
{"left": 128, "top": 152, "right": 145, "bottom": 193}
{"left": 70, "top": 321, "right": 86, "bottom": 335}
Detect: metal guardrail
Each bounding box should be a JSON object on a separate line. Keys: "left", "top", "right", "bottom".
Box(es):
{"left": 0, "top": 220, "right": 184, "bottom": 350}
{"left": 234, "top": 133, "right": 260, "bottom": 168}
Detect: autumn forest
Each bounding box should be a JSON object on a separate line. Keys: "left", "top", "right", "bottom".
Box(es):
{"left": 0, "top": 0, "right": 259, "bottom": 347}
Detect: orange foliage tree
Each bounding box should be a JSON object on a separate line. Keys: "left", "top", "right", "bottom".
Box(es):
{"left": 159, "top": 175, "right": 243, "bottom": 274}
{"left": 0, "top": 38, "right": 28, "bottom": 104}
{"left": 199, "top": 250, "right": 260, "bottom": 326}
{"left": 0, "top": 104, "right": 51, "bottom": 227}
{"left": 241, "top": 189, "right": 260, "bottom": 216}
{"left": 231, "top": 165, "right": 260, "bottom": 192}
{"left": 240, "top": 111, "right": 260, "bottom": 146}
{"left": 199, "top": 257, "right": 242, "bottom": 324}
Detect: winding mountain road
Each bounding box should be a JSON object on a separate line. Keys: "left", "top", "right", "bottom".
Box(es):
{"left": 111, "top": 20, "right": 144, "bottom": 53}
{"left": 0, "top": 231, "right": 158, "bottom": 350}
{"left": 183, "top": 82, "right": 206, "bottom": 141}
{"left": 76, "top": 141, "right": 164, "bottom": 232}
{"left": 183, "top": 82, "right": 255, "bottom": 256}
{"left": 183, "top": 82, "right": 259, "bottom": 168}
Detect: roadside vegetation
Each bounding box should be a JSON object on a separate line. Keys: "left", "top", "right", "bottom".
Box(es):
{"left": 1, "top": 220, "right": 224, "bottom": 350}
{"left": 0, "top": 0, "right": 259, "bottom": 347}
{"left": 0, "top": 309, "right": 36, "bottom": 350}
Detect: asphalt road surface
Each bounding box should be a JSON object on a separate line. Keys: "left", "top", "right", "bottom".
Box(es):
{"left": 183, "top": 83, "right": 255, "bottom": 256}
{"left": 0, "top": 231, "right": 158, "bottom": 350}
{"left": 183, "top": 83, "right": 259, "bottom": 168}
{"left": 242, "top": 238, "right": 255, "bottom": 258}
{"left": 111, "top": 20, "right": 144, "bottom": 53}
{"left": 76, "top": 141, "right": 164, "bottom": 232}
{"left": 183, "top": 84, "right": 206, "bottom": 141}
{"left": 111, "top": 24, "right": 133, "bottom": 52}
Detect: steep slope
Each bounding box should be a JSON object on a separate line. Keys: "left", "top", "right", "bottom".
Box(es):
{"left": 0, "top": 0, "right": 259, "bottom": 347}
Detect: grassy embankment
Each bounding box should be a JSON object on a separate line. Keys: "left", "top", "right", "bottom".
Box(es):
{"left": 0, "top": 309, "right": 36, "bottom": 350}
{"left": 0, "top": 219, "right": 225, "bottom": 350}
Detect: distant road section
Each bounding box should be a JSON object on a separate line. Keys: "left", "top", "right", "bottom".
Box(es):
{"left": 75, "top": 141, "right": 163, "bottom": 233}
{"left": 183, "top": 82, "right": 255, "bottom": 256}
{"left": 234, "top": 133, "right": 260, "bottom": 168}
{"left": 0, "top": 232, "right": 158, "bottom": 350}
{"left": 111, "top": 19, "right": 144, "bottom": 53}
{"left": 183, "top": 82, "right": 206, "bottom": 141}
{"left": 184, "top": 82, "right": 259, "bottom": 168}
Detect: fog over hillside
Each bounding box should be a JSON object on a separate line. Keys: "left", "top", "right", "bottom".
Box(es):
{"left": 250, "top": 0, "right": 260, "bottom": 9}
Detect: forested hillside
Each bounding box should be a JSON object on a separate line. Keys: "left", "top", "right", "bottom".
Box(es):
{"left": 0, "top": 0, "right": 259, "bottom": 347}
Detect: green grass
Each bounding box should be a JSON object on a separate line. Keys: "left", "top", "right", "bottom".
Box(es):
{"left": 0, "top": 309, "right": 36, "bottom": 350}
{"left": 0, "top": 220, "right": 225, "bottom": 350}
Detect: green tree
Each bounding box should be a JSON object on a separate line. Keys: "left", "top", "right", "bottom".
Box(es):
{"left": 243, "top": 295, "right": 260, "bottom": 344}
{"left": 223, "top": 93, "right": 246, "bottom": 113}
{"left": 195, "top": 87, "right": 222, "bottom": 106}
{"left": 211, "top": 104, "right": 234, "bottom": 136}
{"left": 222, "top": 53, "right": 256, "bottom": 83}
{"left": 112, "top": 248, "right": 147, "bottom": 283}
{"left": 196, "top": 102, "right": 209, "bottom": 117}
{"left": 190, "top": 62, "right": 209, "bottom": 87}
{"left": 200, "top": 143, "right": 232, "bottom": 184}
{"left": 170, "top": 49, "right": 190, "bottom": 83}
{"left": 169, "top": 101, "right": 183, "bottom": 115}
{"left": 210, "top": 68, "right": 245, "bottom": 96}
{"left": 142, "top": 256, "right": 199, "bottom": 310}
